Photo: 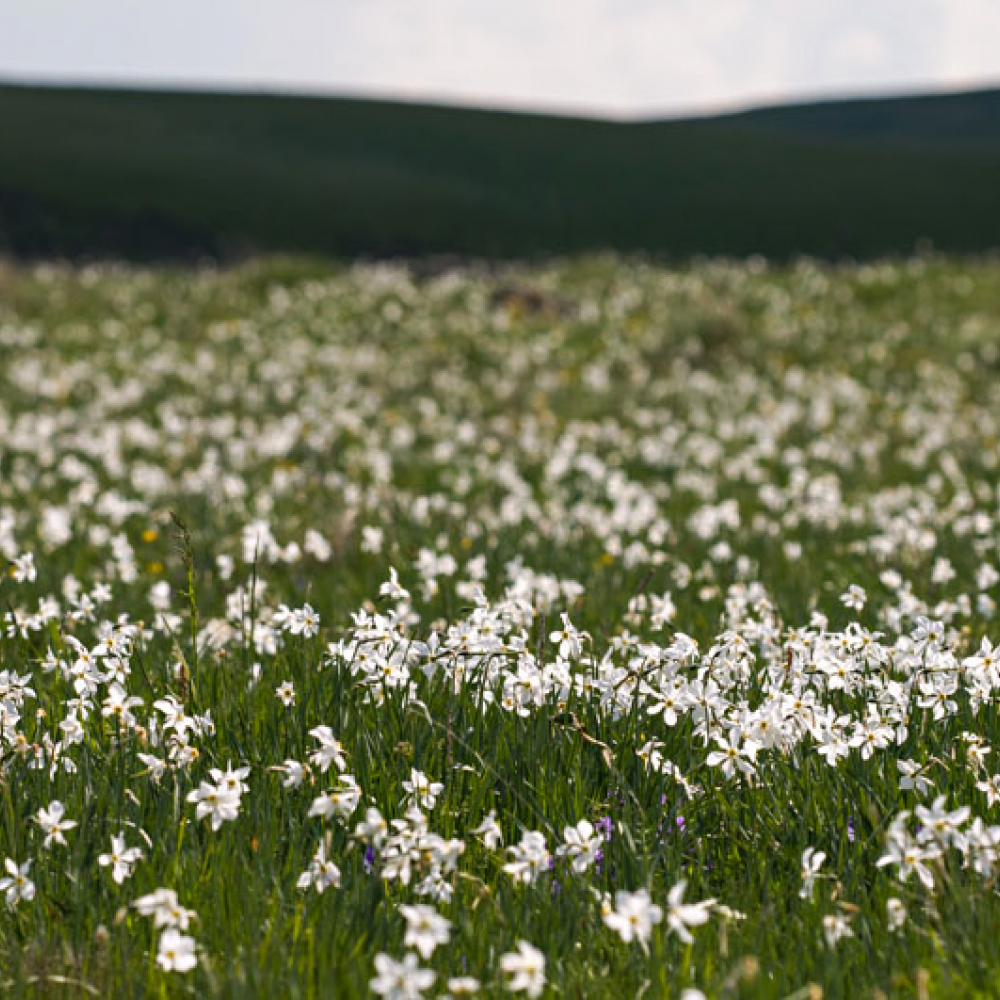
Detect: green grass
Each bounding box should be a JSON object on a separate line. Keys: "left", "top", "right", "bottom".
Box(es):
{"left": 0, "top": 83, "right": 998, "bottom": 260}
{"left": 1, "top": 254, "right": 1000, "bottom": 997}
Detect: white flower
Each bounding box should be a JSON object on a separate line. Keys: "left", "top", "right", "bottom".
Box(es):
{"left": 840, "top": 584, "right": 866, "bottom": 611}
{"left": 361, "top": 527, "right": 385, "bottom": 554}
{"left": 977, "top": 774, "right": 1000, "bottom": 807}
{"left": 278, "top": 759, "right": 310, "bottom": 788}
{"left": 211, "top": 762, "right": 251, "bottom": 796}
{"left": 402, "top": 768, "right": 444, "bottom": 810}
{"left": 471, "top": 810, "right": 502, "bottom": 850}
{"left": 706, "top": 730, "right": 759, "bottom": 779}
{"left": 499, "top": 940, "right": 546, "bottom": 997}
{"left": 288, "top": 603, "right": 320, "bottom": 638}
{"left": 370, "top": 953, "right": 435, "bottom": 1000}
{"left": 354, "top": 806, "right": 389, "bottom": 848}
{"left": 379, "top": 568, "right": 410, "bottom": 603}
{"left": 308, "top": 775, "right": 362, "bottom": 821}
{"left": 549, "top": 613, "right": 583, "bottom": 659}
{"left": 898, "top": 759, "right": 934, "bottom": 795}
{"left": 877, "top": 836, "right": 937, "bottom": 890}
{"left": 399, "top": 903, "right": 451, "bottom": 959}
{"left": 156, "top": 928, "right": 198, "bottom": 972}
{"left": 822, "top": 911, "right": 854, "bottom": 947}
{"left": 187, "top": 780, "right": 241, "bottom": 831}
{"left": 297, "top": 839, "right": 341, "bottom": 894}
{"left": 0, "top": 858, "right": 34, "bottom": 905}
{"left": 665, "top": 879, "right": 713, "bottom": 944}
{"left": 11, "top": 552, "right": 36, "bottom": 583}
{"left": 503, "top": 830, "right": 548, "bottom": 885}
{"left": 887, "top": 897, "right": 906, "bottom": 932}
{"left": 134, "top": 888, "right": 196, "bottom": 930}
{"left": 98, "top": 833, "right": 144, "bottom": 884}
{"left": 915, "top": 795, "right": 970, "bottom": 848}
{"left": 799, "top": 847, "right": 826, "bottom": 901}
{"left": 602, "top": 888, "right": 663, "bottom": 947}
{"left": 445, "top": 977, "right": 481, "bottom": 996}
{"left": 36, "top": 800, "right": 78, "bottom": 848}
{"left": 275, "top": 680, "right": 296, "bottom": 706}
{"left": 308, "top": 726, "right": 348, "bottom": 773}
{"left": 556, "top": 819, "right": 602, "bottom": 873}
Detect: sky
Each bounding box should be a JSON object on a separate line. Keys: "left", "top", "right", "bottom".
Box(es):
{"left": 1, "top": 0, "right": 998, "bottom": 118}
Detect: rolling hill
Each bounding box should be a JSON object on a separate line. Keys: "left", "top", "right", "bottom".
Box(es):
{"left": 0, "top": 82, "right": 997, "bottom": 261}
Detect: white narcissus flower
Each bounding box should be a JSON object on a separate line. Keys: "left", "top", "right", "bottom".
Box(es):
{"left": 822, "top": 911, "right": 854, "bottom": 947}
{"left": 361, "top": 527, "right": 384, "bottom": 554}
{"left": 976, "top": 774, "right": 1000, "bottom": 808}
{"left": 499, "top": 940, "right": 546, "bottom": 998}
{"left": 98, "top": 833, "right": 144, "bottom": 884}
{"left": 915, "top": 795, "right": 970, "bottom": 848}
{"left": 133, "top": 888, "right": 196, "bottom": 930}
{"left": 307, "top": 775, "right": 362, "bottom": 821}
{"left": 308, "top": 725, "right": 348, "bottom": 773}
{"left": 445, "top": 977, "right": 481, "bottom": 996}
{"left": 36, "top": 800, "right": 78, "bottom": 848}
{"left": 280, "top": 603, "right": 320, "bottom": 638}
{"left": 471, "top": 810, "right": 502, "bottom": 850}
{"left": 402, "top": 768, "right": 444, "bottom": 810}
{"left": 0, "top": 858, "right": 34, "bottom": 905}
{"left": 211, "top": 762, "right": 251, "bottom": 796}
{"left": 898, "top": 758, "right": 934, "bottom": 795}
{"left": 556, "top": 818, "right": 602, "bottom": 873}
{"left": 354, "top": 806, "right": 389, "bottom": 848}
{"left": 602, "top": 888, "right": 663, "bottom": 948}
{"left": 840, "top": 584, "right": 866, "bottom": 611}
{"left": 156, "top": 928, "right": 198, "bottom": 972}
{"left": 800, "top": 846, "right": 826, "bottom": 901}
{"left": 296, "top": 838, "right": 341, "bottom": 894}
{"left": 279, "top": 759, "right": 310, "bottom": 788}
{"left": 665, "top": 879, "right": 714, "bottom": 944}
{"left": 11, "top": 552, "right": 36, "bottom": 583}
{"left": 876, "top": 833, "right": 937, "bottom": 890}
{"left": 187, "top": 780, "right": 241, "bottom": 831}
{"left": 549, "top": 612, "right": 583, "bottom": 659}
{"left": 399, "top": 903, "right": 451, "bottom": 959}
{"left": 379, "top": 568, "right": 409, "bottom": 602}
{"left": 706, "top": 730, "right": 759, "bottom": 780}
{"left": 370, "top": 952, "right": 435, "bottom": 999}
{"left": 887, "top": 897, "right": 907, "bottom": 932}
{"left": 503, "top": 830, "right": 548, "bottom": 885}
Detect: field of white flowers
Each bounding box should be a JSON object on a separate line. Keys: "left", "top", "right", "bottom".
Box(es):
{"left": 2, "top": 254, "right": 1000, "bottom": 998}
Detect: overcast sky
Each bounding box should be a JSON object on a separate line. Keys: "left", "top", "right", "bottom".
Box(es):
{"left": 1, "top": 0, "right": 998, "bottom": 117}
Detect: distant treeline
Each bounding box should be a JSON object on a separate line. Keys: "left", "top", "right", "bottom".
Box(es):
{"left": 0, "top": 83, "right": 998, "bottom": 262}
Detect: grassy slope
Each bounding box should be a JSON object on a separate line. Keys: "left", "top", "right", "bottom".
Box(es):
{"left": 715, "top": 88, "right": 1000, "bottom": 148}
{"left": 2, "top": 256, "right": 1000, "bottom": 997}
{"left": 0, "top": 83, "right": 998, "bottom": 260}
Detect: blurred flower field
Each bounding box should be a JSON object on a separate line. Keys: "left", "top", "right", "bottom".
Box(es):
{"left": 2, "top": 254, "right": 1000, "bottom": 997}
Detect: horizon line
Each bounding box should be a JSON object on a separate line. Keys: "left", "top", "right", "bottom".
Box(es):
{"left": 2, "top": 72, "right": 999, "bottom": 123}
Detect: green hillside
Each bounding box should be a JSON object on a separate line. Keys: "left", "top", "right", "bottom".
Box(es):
{"left": 0, "top": 82, "right": 998, "bottom": 260}
{"left": 717, "top": 87, "right": 1000, "bottom": 148}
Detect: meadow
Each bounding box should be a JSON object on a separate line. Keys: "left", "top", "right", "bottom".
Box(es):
{"left": 2, "top": 252, "right": 1000, "bottom": 997}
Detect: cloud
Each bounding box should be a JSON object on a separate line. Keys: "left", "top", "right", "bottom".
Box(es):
{"left": 0, "top": 0, "right": 997, "bottom": 115}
